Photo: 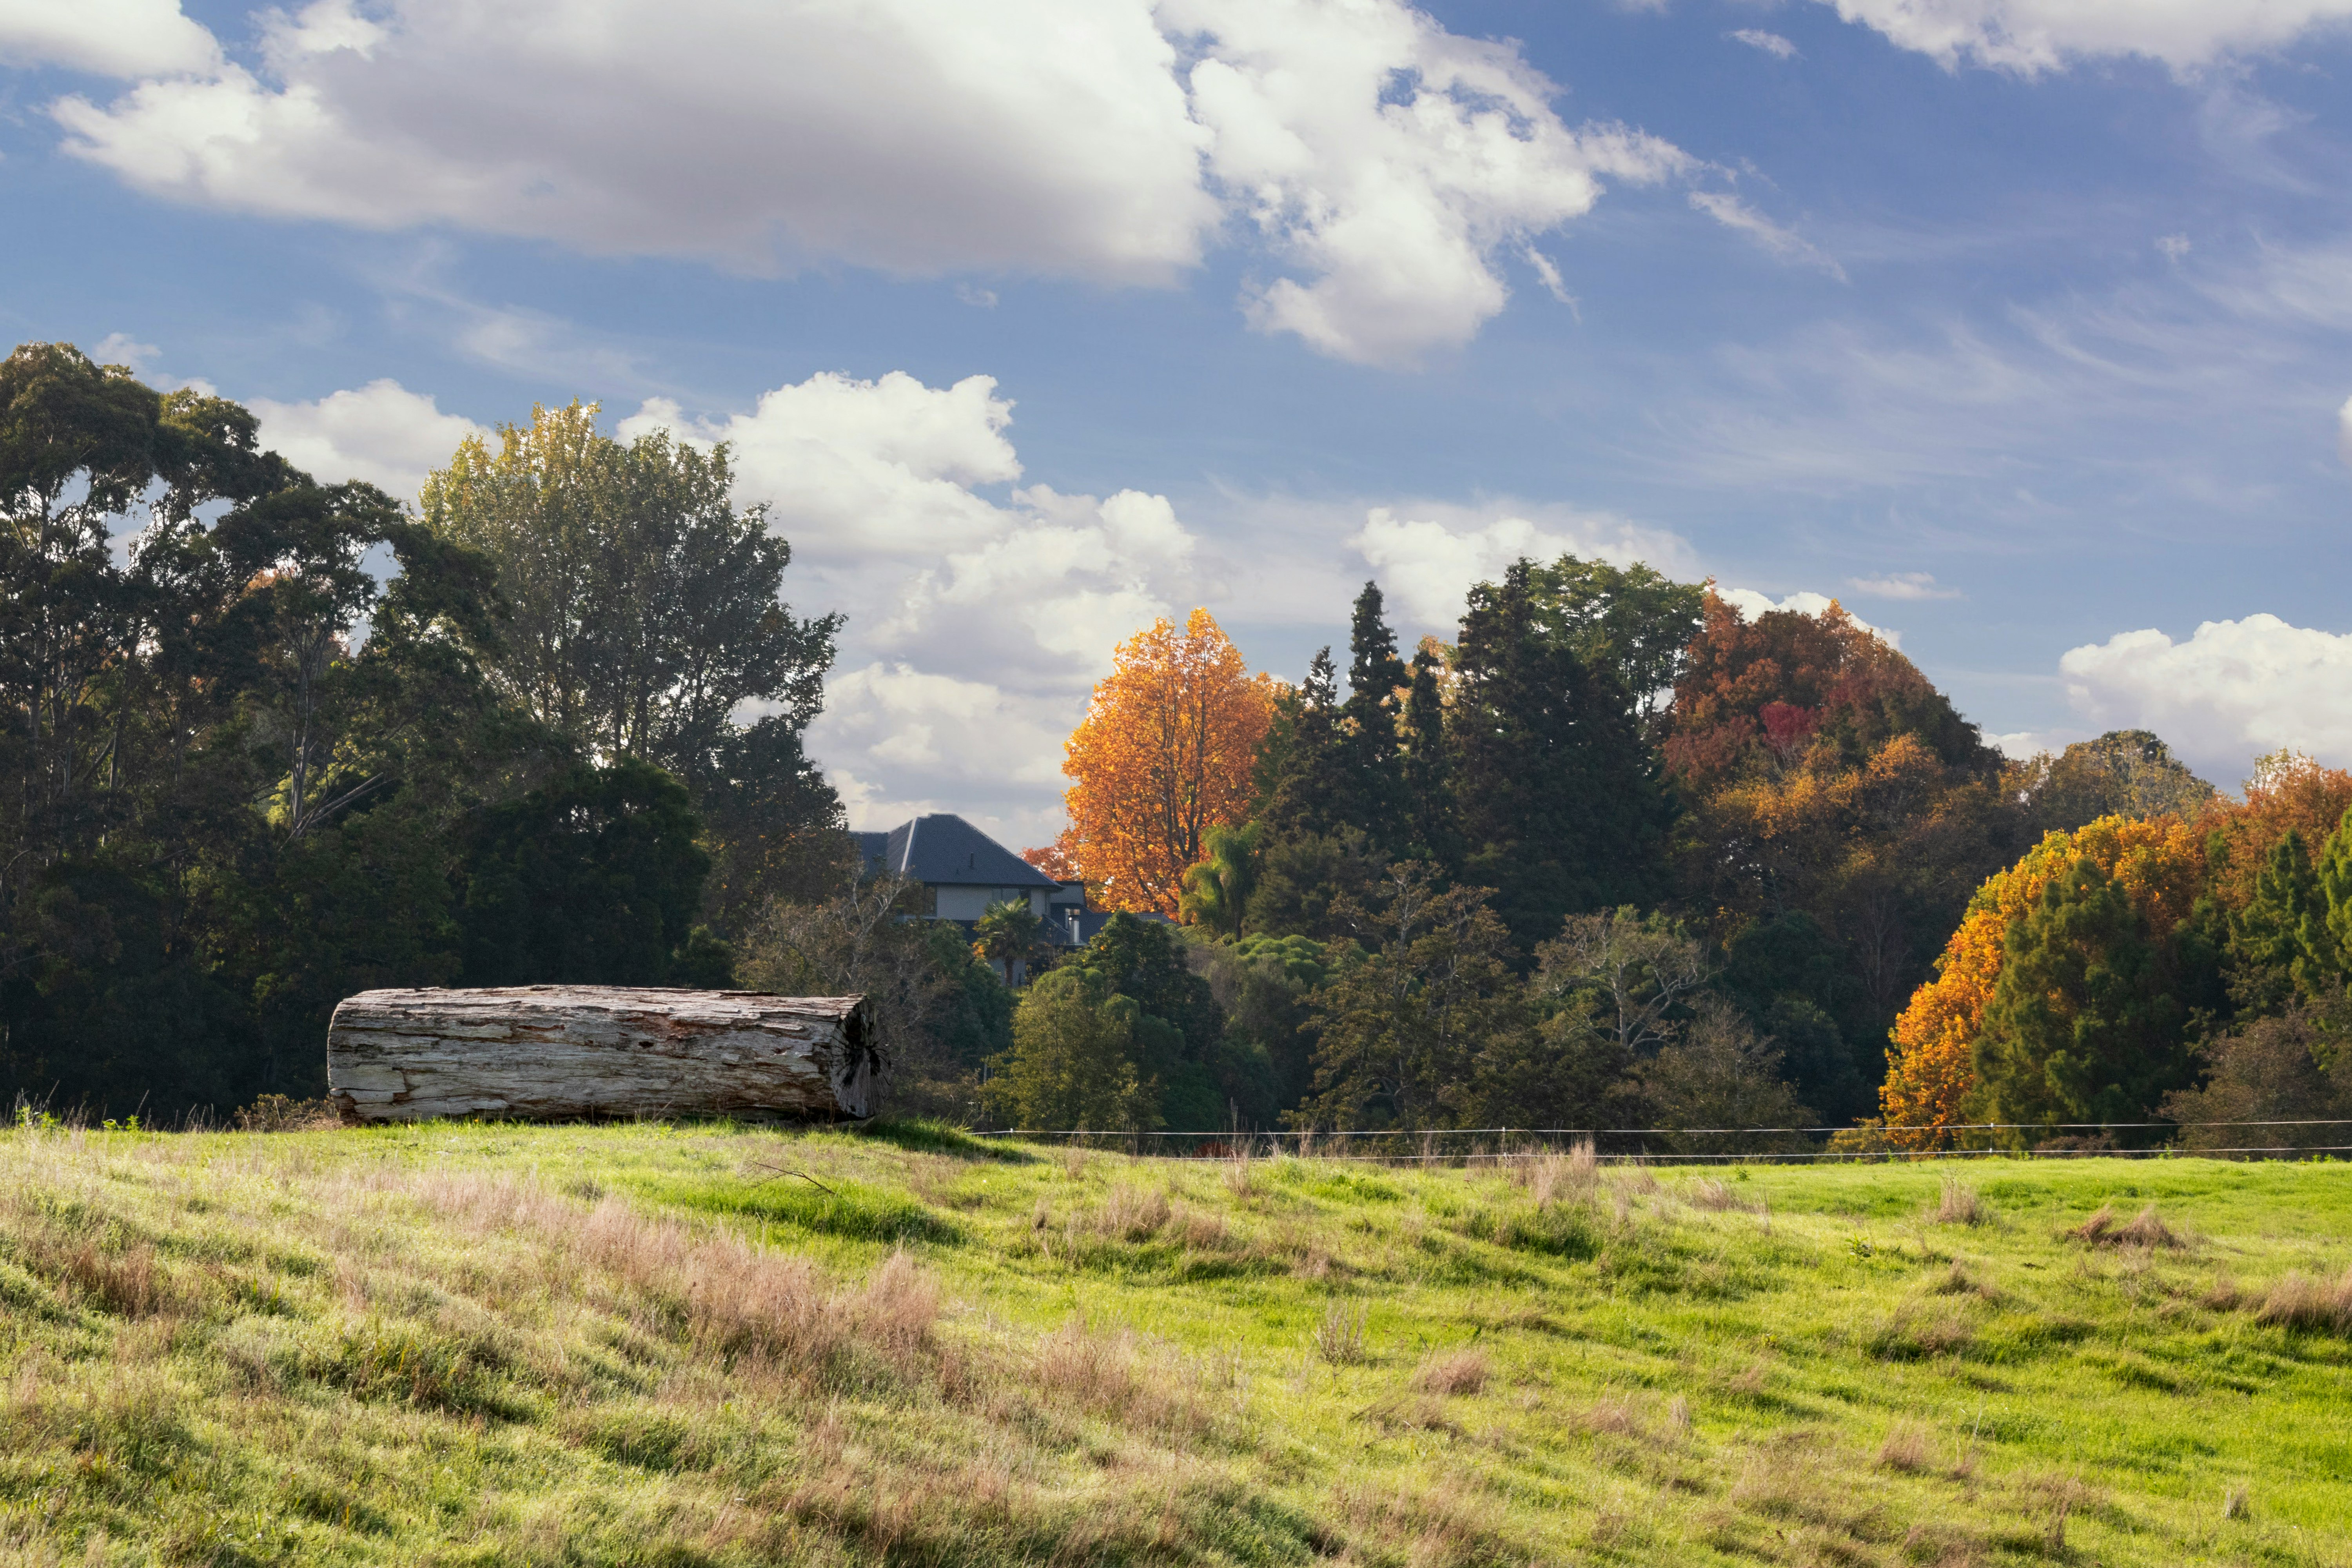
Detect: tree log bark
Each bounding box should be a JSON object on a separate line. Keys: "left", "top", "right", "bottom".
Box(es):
{"left": 327, "top": 987, "right": 875, "bottom": 1123}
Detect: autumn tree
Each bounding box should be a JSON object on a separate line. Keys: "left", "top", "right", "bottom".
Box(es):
{"left": 1873, "top": 814, "right": 2213, "bottom": 1147}
{"left": 1970, "top": 857, "right": 2196, "bottom": 1141}
{"left": 1057, "top": 608, "right": 1276, "bottom": 915}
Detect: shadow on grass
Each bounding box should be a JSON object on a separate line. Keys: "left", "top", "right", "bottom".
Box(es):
{"left": 643, "top": 1174, "right": 963, "bottom": 1246}
{"left": 851, "top": 1119, "right": 1036, "bottom": 1162}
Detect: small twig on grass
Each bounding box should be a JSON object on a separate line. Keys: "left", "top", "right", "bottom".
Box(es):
{"left": 750, "top": 1163, "right": 838, "bottom": 1196}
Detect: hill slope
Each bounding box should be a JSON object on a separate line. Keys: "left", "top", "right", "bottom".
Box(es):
{"left": 2, "top": 1123, "right": 2348, "bottom": 1565}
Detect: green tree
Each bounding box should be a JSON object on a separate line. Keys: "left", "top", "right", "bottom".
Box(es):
{"left": 420, "top": 404, "right": 844, "bottom": 933}
{"left": 1970, "top": 857, "right": 2194, "bottom": 1139}
{"left": 972, "top": 896, "right": 1044, "bottom": 982}
{"left": 1451, "top": 561, "right": 1671, "bottom": 953}
{"left": 456, "top": 758, "right": 720, "bottom": 988}
{"left": 1296, "top": 864, "right": 1524, "bottom": 1131}
{"left": 2227, "top": 829, "right": 2338, "bottom": 1014}
{"left": 1401, "top": 644, "right": 1453, "bottom": 862}
{"left": 1524, "top": 554, "right": 1706, "bottom": 734}
{"left": 2017, "top": 730, "right": 2218, "bottom": 835}
{"left": 1335, "top": 581, "right": 1410, "bottom": 850}
{"left": 985, "top": 965, "right": 1162, "bottom": 1131}
{"left": 1178, "top": 820, "right": 1258, "bottom": 938}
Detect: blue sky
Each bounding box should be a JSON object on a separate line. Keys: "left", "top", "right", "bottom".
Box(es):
{"left": 5, "top": 0, "right": 2349, "bottom": 841}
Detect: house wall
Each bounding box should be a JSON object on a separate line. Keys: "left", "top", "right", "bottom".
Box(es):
{"left": 933, "top": 885, "right": 1049, "bottom": 922}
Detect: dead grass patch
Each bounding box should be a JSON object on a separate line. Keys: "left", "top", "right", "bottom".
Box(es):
{"left": 1928, "top": 1176, "right": 1986, "bottom": 1227}
{"left": 2066, "top": 1202, "right": 2181, "bottom": 1250}
{"left": 1877, "top": 1421, "right": 1933, "bottom": 1472}
{"left": 2254, "top": 1267, "right": 2352, "bottom": 1334}
{"left": 1313, "top": 1301, "right": 1368, "bottom": 1365}
{"left": 1410, "top": 1348, "right": 1489, "bottom": 1396}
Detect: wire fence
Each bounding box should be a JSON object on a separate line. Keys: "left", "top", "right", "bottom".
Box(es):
{"left": 962, "top": 1120, "right": 2352, "bottom": 1165}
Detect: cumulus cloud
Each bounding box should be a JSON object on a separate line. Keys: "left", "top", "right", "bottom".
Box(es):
{"left": 1847, "top": 571, "right": 1959, "bottom": 600}
{"left": 44, "top": 0, "right": 1726, "bottom": 367}
{"left": 1729, "top": 29, "right": 1801, "bottom": 58}
{"left": 2058, "top": 614, "right": 2352, "bottom": 772}
{"left": 1818, "top": 0, "right": 2352, "bottom": 73}
{"left": 619, "top": 369, "right": 1205, "bottom": 836}
{"left": 1171, "top": 0, "right": 1690, "bottom": 364}
{"left": 250, "top": 379, "right": 487, "bottom": 498}
{"left": 1350, "top": 502, "right": 1697, "bottom": 629}
{"left": 0, "top": 0, "right": 218, "bottom": 78}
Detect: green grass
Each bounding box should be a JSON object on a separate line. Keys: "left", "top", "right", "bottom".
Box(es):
{"left": 3, "top": 1122, "right": 2350, "bottom": 1566}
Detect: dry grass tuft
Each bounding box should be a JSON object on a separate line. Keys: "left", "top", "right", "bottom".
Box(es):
{"left": 1877, "top": 1422, "right": 1932, "bottom": 1472}
{"left": 233, "top": 1094, "right": 341, "bottom": 1132}
{"left": 1512, "top": 1139, "right": 1600, "bottom": 1208}
{"left": 1314, "top": 1301, "right": 1369, "bottom": 1365}
{"left": 1221, "top": 1148, "right": 1255, "bottom": 1198}
{"left": 1093, "top": 1184, "right": 1173, "bottom": 1241}
{"left": 2067, "top": 1202, "right": 2181, "bottom": 1250}
{"left": 1687, "top": 1178, "right": 1760, "bottom": 1213}
{"left": 2253, "top": 1267, "right": 2352, "bottom": 1334}
{"left": 1928, "top": 1176, "right": 1986, "bottom": 1226}
{"left": 2223, "top": 1485, "right": 2250, "bottom": 1519}
{"left": 1410, "top": 1348, "right": 1489, "bottom": 1396}
{"left": 2201, "top": 1274, "right": 2245, "bottom": 1312}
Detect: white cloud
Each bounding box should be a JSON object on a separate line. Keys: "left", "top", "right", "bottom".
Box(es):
{"left": 1718, "top": 588, "right": 1899, "bottom": 647}
{"left": 619, "top": 369, "right": 1207, "bottom": 832}
{"left": 1987, "top": 728, "right": 2086, "bottom": 760}
{"left": 90, "top": 332, "right": 160, "bottom": 375}
{"left": 249, "top": 380, "right": 487, "bottom": 499}
{"left": 2059, "top": 614, "right": 2352, "bottom": 771}
{"left": 1818, "top": 0, "right": 2352, "bottom": 73}
{"left": 1350, "top": 502, "right": 1697, "bottom": 629}
{"left": 1729, "top": 29, "right": 1801, "bottom": 58}
{"left": 45, "top": 0, "right": 1717, "bottom": 367}
{"left": 53, "top": 0, "right": 1213, "bottom": 283}
{"left": 1169, "top": 0, "right": 1690, "bottom": 364}
{"left": 2157, "top": 233, "right": 2191, "bottom": 261}
{"left": 0, "top": 0, "right": 218, "bottom": 78}
{"left": 1686, "top": 191, "right": 1846, "bottom": 281}
{"left": 2339, "top": 394, "right": 2352, "bottom": 466}
{"left": 1847, "top": 570, "right": 1960, "bottom": 600}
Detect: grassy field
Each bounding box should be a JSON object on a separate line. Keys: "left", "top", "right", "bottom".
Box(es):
{"left": 1, "top": 1121, "right": 2348, "bottom": 1566}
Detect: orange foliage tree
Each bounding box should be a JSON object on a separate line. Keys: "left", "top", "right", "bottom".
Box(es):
{"left": 1051, "top": 610, "right": 1278, "bottom": 915}
{"left": 1875, "top": 814, "right": 2211, "bottom": 1147}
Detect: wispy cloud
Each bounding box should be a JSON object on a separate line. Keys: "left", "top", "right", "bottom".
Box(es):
{"left": 1848, "top": 571, "right": 1960, "bottom": 600}
{"left": 1688, "top": 191, "right": 1847, "bottom": 281}
{"left": 1728, "top": 29, "right": 1800, "bottom": 60}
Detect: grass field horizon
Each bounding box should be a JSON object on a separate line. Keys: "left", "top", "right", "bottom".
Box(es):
{"left": 2, "top": 1120, "right": 2348, "bottom": 1565}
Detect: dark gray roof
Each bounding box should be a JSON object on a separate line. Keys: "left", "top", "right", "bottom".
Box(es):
{"left": 851, "top": 814, "right": 1058, "bottom": 889}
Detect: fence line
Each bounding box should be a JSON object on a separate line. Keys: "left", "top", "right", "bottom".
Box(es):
{"left": 960, "top": 1120, "right": 2352, "bottom": 1165}
{"left": 971, "top": 1119, "right": 2352, "bottom": 1138}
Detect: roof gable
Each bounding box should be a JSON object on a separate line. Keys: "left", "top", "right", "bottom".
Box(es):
{"left": 861, "top": 814, "right": 1056, "bottom": 889}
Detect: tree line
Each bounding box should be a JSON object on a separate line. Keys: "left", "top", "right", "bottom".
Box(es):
{"left": 996, "top": 568, "right": 2269, "bottom": 1144}
{"left": 0, "top": 343, "right": 880, "bottom": 1119}
{"left": 15, "top": 337, "right": 2341, "bottom": 1144}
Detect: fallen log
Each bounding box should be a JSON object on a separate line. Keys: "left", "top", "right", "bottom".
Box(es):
{"left": 326, "top": 987, "right": 875, "bottom": 1124}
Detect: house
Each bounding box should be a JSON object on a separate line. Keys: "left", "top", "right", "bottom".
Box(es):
{"left": 851, "top": 813, "right": 1136, "bottom": 950}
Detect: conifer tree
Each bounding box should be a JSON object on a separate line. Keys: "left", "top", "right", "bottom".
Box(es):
{"left": 1335, "top": 582, "right": 1411, "bottom": 853}
{"left": 1971, "top": 857, "right": 2191, "bottom": 1137}
{"left": 1450, "top": 561, "right": 1670, "bottom": 953}
{"left": 2229, "top": 829, "right": 2337, "bottom": 1013}
{"left": 1402, "top": 644, "right": 1453, "bottom": 862}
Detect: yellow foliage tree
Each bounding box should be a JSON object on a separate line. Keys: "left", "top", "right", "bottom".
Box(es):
{"left": 1875, "top": 814, "right": 2210, "bottom": 1147}
{"left": 1056, "top": 610, "right": 1278, "bottom": 915}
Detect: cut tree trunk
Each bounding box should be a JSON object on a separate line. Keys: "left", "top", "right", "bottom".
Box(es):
{"left": 327, "top": 987, "right": 875, "bottom": 1123}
